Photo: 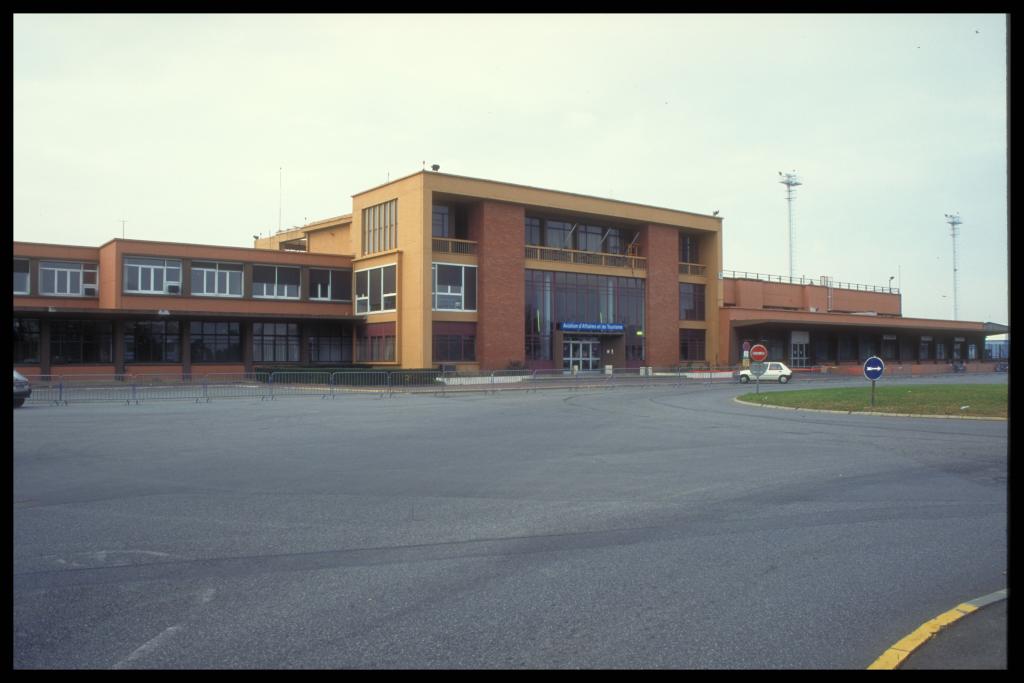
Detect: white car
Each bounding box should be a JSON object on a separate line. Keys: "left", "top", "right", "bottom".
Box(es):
{"left": 737, "top": 361, "right": 793, "bottom": 384}
{"left": 14, "top": 369, "right": 32, "bottom": 408}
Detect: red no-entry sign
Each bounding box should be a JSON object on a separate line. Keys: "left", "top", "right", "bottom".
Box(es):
{"left": 750, "top": 344, "right": 769, "bottom": 362}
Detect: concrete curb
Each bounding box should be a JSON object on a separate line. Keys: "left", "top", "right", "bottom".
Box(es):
{"left": 732, "top": 397, "right": 1007, "bottom": 421}
{"left": 867, "top": 589, "right": 1008, "bottom": 669}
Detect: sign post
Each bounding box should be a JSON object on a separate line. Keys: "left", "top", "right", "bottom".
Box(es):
{"left": 863, "top": 356, "right": 885, "bottom": 406}
{"left": 749, "top": 344, "right": 769, "bottom": 394}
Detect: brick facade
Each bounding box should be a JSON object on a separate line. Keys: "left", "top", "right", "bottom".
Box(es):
{"left": 643, "top": 223, "right": 682, "bottom": 367}
{"left": 471, "top": 201, "right": 525, "bottom": 369}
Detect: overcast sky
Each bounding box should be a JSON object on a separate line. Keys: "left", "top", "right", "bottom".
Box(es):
{"left": 13, "top": 13, "right": 1008, "bottom": 325}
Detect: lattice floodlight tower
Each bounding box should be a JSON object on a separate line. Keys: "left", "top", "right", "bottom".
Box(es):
{"left": 944, "top": 213, "right": 962, "bottom": 320}
{"left": 779, "top": 171, "right": 802, "bottom": 280}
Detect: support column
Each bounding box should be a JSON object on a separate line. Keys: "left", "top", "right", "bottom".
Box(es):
{"left": 300, "top": 322, "right": 311, "bottom": 364}
{"left": 39, "top": 318, "right": 52, "bottom": 377}
{"left": 181, "top": 320, "right": 191, "bottom": 378}
{"left": 113, "top": 320, "right": 126, "bottom": 376}
{"left": 242, "top": 321, "right": 253, "bottom": 372}
{"left": 643, "top": 224, "right": 681, "bottom": 368}
{"left": 470, "top": 201, "right": 525, "bottom": 371}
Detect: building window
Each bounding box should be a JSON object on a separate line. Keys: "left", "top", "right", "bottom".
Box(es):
{"left": 13, "top": 318, "right": 40, "bottom": 364}
{"left": 918, "top": 336, "right": 932, "bottom": 361}
{"left": 679, "top": 234, "right": 700, "bottom": 264}
{"left": 49, "top": 320, "right": 112, "bottom": 364}
{"left": 968, "top": 343, "right": 977, "bottom": 361}
{"left": 191, "top": 261, "right": 243, "bottom": 297}
{"left": 125, "top": 321, "right": 181, "bottom": 363}
{"left": 40, "top": 261, "right": 98, "bottom": 297}
{"left": 837, "top": 334, "right": 857, "bottom": 362}
{"left": 362, "top": 198, "right": 398, "bottom": 255}
{"left": 525, "top": 270, "right": 553, "bottom": 361}
{"left": 433, "top": 335, "right": 475, "bottom": 362}
{"left": 881, "top": 336, "right": 898, "bottom": 360}
{"left": 355, "top": 264, "right": 397, "bottom": 314}
{"left": 860, "top": 337, "right": 877, "bottom": 360}
{"left": 544, "top": 219, "right": 573, "bottom": 249}
{"left": 433, "top": 322, "right": 476, "bottom": 363}
{"left": 123, "top": 258, "right": 182, "bottom": 295}
{"left": 604, "top": 228, "right": 626, "bottom": 255}
{"left": 252, "top": 322, "right": 300, "bottom": 362}
{"left": 525, "top": 270, "right": 645, "bottom": 364}
{"left": 525, "top": 217, "right": 542, "bottom": 246}
{"left": 679, "top": 329, "right": 706, "bottom": 362}
{"left": 432, "top": 263, "right": 477, "bottom": 311}
{"left": 679, "top": 283, "right": 706, "bottom": 321}
{"left": 309, "top": 268, "right": 352, "bottom": 301}
{"left": 252, "top": 265, "right": 300, "bottom": 299}
{"left": 578, "top": 225, "right": 603, "bottom": 253}
{"left": 307, "top": 322, "right": 353, "bottom": 363}
{"left": 935, "top": 342, "right": 946, "bottom": 360}
{"left": 526, "top": 216, "right": 636, "bottom": 254}
{"left": 190, "top": 321, "right": 242, "bottom": 362}
{"left": 356, "top": 336, "right": 395, "bottom": 362}
{"left": 14, "top": 259, "right": 30, "bottom": 295}
{"left": 432, "top": 205, "right": 450, "bottom": 238}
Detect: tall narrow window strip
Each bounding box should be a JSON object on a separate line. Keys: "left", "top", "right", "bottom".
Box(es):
{"left": 362, "top": 199, "right": 398, "bottom": 255}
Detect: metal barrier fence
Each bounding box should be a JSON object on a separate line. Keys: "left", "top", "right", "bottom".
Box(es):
{"left": 22, "top": 364, "right": 979, "bottom": 406}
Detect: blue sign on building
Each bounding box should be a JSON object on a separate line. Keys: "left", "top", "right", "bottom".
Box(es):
{"left": 559, "top": 322, "right": 625, "bottom": 334}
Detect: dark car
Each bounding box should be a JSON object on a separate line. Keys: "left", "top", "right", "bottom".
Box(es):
{"left": 13, "top": 370, "right": 31, "bottom": 408}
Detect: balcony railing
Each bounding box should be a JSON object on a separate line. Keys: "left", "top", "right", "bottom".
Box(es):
{"left": 432, "top": 237, "right": 477, "bottom": 255}
{"left": 721, "top": 269, "right": 900, "bottom": 294}
{"left": 679, "top": 262, "right": 707, "bottom": 276}
{"left": 525, "top": 245, "right": 647, "bottom": 271}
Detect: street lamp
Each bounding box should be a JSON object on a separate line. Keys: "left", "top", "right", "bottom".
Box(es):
{"left": 889, "top": 276, "right": 895, "bottom": 292}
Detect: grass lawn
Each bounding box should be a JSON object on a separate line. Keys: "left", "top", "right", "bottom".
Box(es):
{"left": 736, "top": 383, "right": 1007, "bottom": 418}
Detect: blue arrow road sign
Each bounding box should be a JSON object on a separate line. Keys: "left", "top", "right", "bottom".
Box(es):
{"left": 863, "top": 356, "right": 885, "bottom": 381}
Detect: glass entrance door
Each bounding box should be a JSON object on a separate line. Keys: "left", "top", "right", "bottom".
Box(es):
{"left": 563, "top": 338, "right": 600, "bottom": 372}
{"left": 791, "top": 342, "right": 809, "bottom": 368}
{"left": 790, "top": 331, "right": 809, "bottom": 368}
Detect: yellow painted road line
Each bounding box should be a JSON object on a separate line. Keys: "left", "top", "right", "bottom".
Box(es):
{"left": 867, "top": 589, "right": 1007, "bottom": 669}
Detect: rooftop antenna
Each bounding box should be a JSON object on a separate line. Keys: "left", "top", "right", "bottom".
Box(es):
{"left": 779, "top": 170, "right": 802, "bottom": 279}
{"left": 120, "top": 218, "right": 126, "bottom": 239}
{"left": 278, "top": 167, "right": 283, "bottom": 234}
{"left": 944, "top": 213, "right": 962, "bottom": 320}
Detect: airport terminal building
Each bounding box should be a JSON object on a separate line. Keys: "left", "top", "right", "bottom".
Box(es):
{"left": 13, "top": 171, "right": 1006, "bottom": 378}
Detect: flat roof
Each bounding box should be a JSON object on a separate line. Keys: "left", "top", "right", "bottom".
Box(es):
{"left": 353, "top": 170, "right": 723, "bottom": 223}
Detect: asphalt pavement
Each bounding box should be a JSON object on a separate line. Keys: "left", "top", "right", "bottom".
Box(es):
{"left": 13, "top": 373, "right": 1007, "bottom": 668}
{"left": 900, "top": 597, "right": 1007, "bottom": 669}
